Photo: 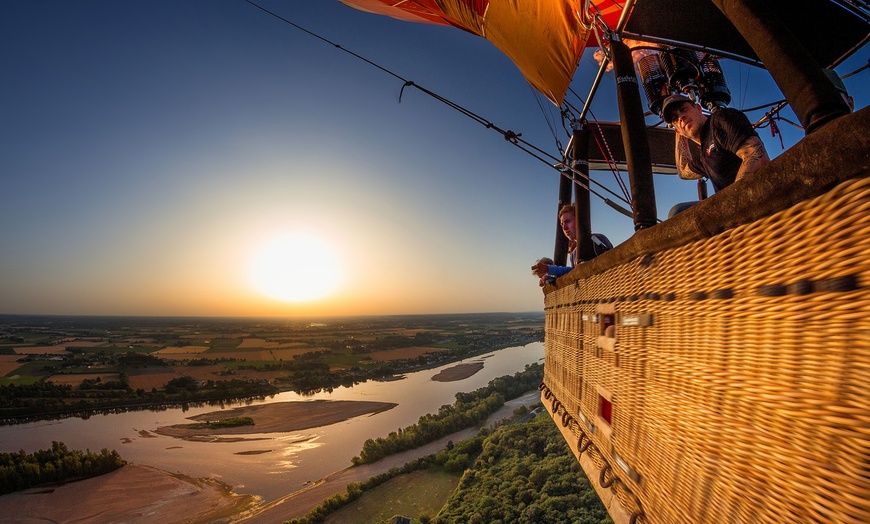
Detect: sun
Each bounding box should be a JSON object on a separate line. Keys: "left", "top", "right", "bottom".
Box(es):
{"left": 251, "top": 233, "right": 341, "bottom": 302}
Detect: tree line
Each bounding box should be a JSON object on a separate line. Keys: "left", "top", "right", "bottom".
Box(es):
{"left": 2, "top": 331, "right": 542, "bottom": 424}
{"left": 288, "top": 400, "right": 611, "bottom": 524}
{"left": 287, "top": 430, "right": 489, "bottom": 524}
{"left": 0, "top": 441, "right": 126, "bottom": 495}
{"left": 0, "top": 378, "right": 276, "bottom": 424}
{"left": 352, "top": 362, "right": 543, "bottom": 465}
{"left": 432, "top": 413, "right": 612, "bottom": 524}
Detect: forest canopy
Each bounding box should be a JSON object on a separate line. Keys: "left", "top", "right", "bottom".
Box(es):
{"left": 0, "top": 441, "right": 126, "bottom": 495}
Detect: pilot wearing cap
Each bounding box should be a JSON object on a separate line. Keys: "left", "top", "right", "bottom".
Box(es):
{"left": 661, "top": 93, "right": 770, "bottom": 191}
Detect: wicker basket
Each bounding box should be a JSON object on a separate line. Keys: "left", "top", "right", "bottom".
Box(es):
{"left": 541, "top": 175, "right": 870, "bottom": 524}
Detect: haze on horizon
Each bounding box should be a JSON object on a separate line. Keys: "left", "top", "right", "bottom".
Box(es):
{"left": 2, "top": 1, "right": 867, "bottom": 318}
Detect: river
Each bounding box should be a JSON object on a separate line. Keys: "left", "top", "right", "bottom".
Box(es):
{"left": 0, "top": 342, "right": 543, "bottom": 502}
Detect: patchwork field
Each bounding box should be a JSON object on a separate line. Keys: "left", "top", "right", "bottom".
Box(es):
{"left": 153, "top": 347, "right": 323, "bottom": 362}
{"left": 126, "top": 369, "right": 181, "bottom": 391}
{"left": 366, "top": 346, "right": 445, "bottom": 361}
{"left": 237, "top": 338, "right": 308, "bottom": 349}
{"left": 0, "top": 312, "right": 544, "bottom": 398}
{"left": 124, "top": 365, "right": 290, "bottom": 390}
{"left": 63, "top": 340, "right": 106, "bottom": 348}
{"left": 154, "top": 346, "right": 209, "bottom": 355}
{"left": 176, "top": 365, "right": 288, "bottom": 383}
{"left": 48, "top": 372, "right": 121, "bottom": 386}
{"left": 180, "top": 332, "right": 251, "bottom": 339}
{"left": 12, "top": 346, "right": 68, "bottom": 355}
{"left": 0, "top": 355, "right": 24, "bottom": 376}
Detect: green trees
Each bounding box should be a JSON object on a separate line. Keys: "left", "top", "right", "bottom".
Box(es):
{"left": 0, "top": 377, "right": 278, "bottom": 422}
{"left": 289, "top": 403, "right": 610, "bottom": 524}
{"left": 0, "top": 441, "right": 126, "bottom": 495}
{"left": 433, "top": 414, "right": 612, "bottom": 524}
{"left": 352, "top": 363, "right": 543, "bottom": 465}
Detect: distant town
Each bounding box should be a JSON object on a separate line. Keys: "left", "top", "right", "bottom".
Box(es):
{"left": 0, "top": 312, "right": 543, "bottom": 423}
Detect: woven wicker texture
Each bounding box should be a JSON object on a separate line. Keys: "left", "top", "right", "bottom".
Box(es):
{"left": 542, "top": 176, "right": 870, "bottom": 524}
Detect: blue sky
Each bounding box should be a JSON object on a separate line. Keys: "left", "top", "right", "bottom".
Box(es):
{"left": 1, "top": 1, "right": 867, "bottom": 317}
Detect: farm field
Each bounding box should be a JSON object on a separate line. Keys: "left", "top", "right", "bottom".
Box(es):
{"left": 0, "top": 313, "right": 544, "bottom": 418}
{"left": 0, "top": 355, "right": 25, "bottom": 377}
{"left": 323, "top": 469, "right": 460, "bottom": 524}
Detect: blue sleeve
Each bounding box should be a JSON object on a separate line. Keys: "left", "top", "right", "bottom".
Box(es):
{"left": 547, "top": 265, "right": 572, "bottom": 277}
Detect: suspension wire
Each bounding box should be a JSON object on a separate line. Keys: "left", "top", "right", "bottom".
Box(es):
{"left": 751, "top": 60, "right": 868, "bottom": 131}
{"left": 592, "top": 122, "right": 632, "bottom": 202}
{"left": 243, "top": 0, "right": 404, "bottom": 84}
{"left": 409, "top": 80, "right": 632, "bottom": 206}
{"left": 531, "top": 86, "right": 565, "bottom": 156}
{"left": 559, "top": 94, "right": 581, "bottom": 149}
{"left": 564, "top": 86, "right": 633, "bottom": 204}
{"left": 243, "top": 0, "right": 632, "bottom": 207}
{"left": 564, "top": 88, "right": 586, "bottom": 116}
{"left": 562, "top": 168, "right": 633, "bottom": 214}
{"left": 764, "top": 115, "right": 803, "bottom": 130}
{"left": 742, "top": 98, "right": 787, "bottom": 113}
{"left": 842, "top": 58, "right": 870, "bottom": 78}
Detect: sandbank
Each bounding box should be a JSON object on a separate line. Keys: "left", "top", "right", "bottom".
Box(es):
{"left": 0, "top": 463, "right": 257, "bottom": 524}
{"left": 431, "top": 361, "right": 484, "bottom": 382}
{"left": 155, "top": 399, "right": 397, "bottom": 440}
{"left": 0, "top": 391, "right": 542, "bottom": 524}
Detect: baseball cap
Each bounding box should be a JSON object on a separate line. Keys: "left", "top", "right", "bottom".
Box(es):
{"left": 823, "top": 69, "right": 848, "bottom": 94}
{"left": 660, "top": 93, "right": 693, "bottom": 123}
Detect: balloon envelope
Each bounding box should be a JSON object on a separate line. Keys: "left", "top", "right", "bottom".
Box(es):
{"left": 338, "top": 0, "right": 869, "bottom": 106}
{"left": 338, "top": 0, "right": 591, "bottom": 105}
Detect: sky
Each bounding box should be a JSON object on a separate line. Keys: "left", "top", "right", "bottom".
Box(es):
{"left": 2, "top": 1, "right": 867, "bottom": 318}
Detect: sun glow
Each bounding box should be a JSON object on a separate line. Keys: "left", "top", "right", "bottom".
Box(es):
{"left": 251, "top": 233, "right": 341, "bottom": 302}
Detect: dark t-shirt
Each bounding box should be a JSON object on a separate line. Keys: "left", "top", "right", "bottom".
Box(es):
{"left": 689, "top": 108, "right": 759, "bottom": 191}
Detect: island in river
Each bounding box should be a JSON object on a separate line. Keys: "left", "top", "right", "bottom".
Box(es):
{"left": 0, "top": 389, "right": 545, "bottom": 524}
{"left": 430, "top": 361, "right": 484, "bottom": 382}
{"left": 0, "top": 313, "right": 545, "bottom": 523}
{"left": 0, "top": 363, "right": 492, "bottom": 523}
{"left": 0, "top": 312, "right": 543, "bottom": 423}
{"left": 0, "top": 399, "right": 397, "bottom": 523}
{"left": 154, "top": 399, "right": 397, "bottom": 441}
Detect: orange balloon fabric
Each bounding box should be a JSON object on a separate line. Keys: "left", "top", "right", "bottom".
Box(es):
{"left": 338, "top": 0, "right": 590, "bottom": 105}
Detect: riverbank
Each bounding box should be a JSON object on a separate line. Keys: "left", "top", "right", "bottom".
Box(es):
{"left": 154, "top": 400, "right": 397, "bottom": 441}
{"left": 0, "top": 342, "right": 545, "bottom": 523}
{"left": 0, "top": 390, "right": 542, "bottom": 524}
{"left": 150, "top": 362, "right": 485, "bottom": 441}
{"left": 0, "top": 463, "right": 257, "bottom": 524}
{"left": 233, "top": 389, "right": 542, "bottom": 523}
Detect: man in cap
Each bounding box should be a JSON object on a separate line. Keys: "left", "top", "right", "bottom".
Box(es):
{"left": 661, "top": 94, "right": 770, "bottom": 191}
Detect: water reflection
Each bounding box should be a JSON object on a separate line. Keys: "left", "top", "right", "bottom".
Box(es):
{"left": 273, "top": 434, "right": 323, "bottom": 469}
{"left": 0, "top": 342, "right": 543, "bottom": 502}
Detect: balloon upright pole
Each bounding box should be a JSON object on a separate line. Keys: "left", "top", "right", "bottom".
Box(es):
{"left": 571, "top": 122, "right": 595, "bottom": 262}
{"left": 710, "top": 0, "right": 851, "bottom": 133}
{"left": 612, "top": 35, "right": 658, "bottom": 230}
{"left": 555, "top": 166, "right": 572, "bottom": 266}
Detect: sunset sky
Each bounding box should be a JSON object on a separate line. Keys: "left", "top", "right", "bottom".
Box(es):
{"left": 2, "top": 1, "right": 867, "bottom": 318}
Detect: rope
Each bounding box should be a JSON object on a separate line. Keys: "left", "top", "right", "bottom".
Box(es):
{"left": 742, "top": 98, "right": 787, "bottom": 113}
{"left": 532, "top": 85, "right": 563, "bottom": 152}
{"left": 590, "top": 121, "right": 632, "bottom": 203}
{"left": 563, "top": 89, "right": 635, "bottom": 210}
{"left": 841, "top": 58, "right": 869, "bottom": 78}
{"left": 244, "top": 0, "right": 635, "bottom": 211}
{"left": 242, "top": 0, "right": 405, "bottom": 84}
